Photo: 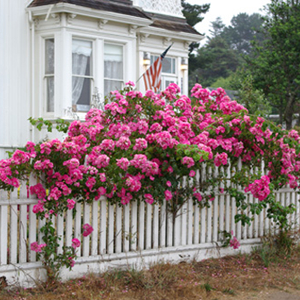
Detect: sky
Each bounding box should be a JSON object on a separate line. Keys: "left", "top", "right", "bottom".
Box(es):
{"left": 187, "top": 0, "right": 271, "bottom": 42}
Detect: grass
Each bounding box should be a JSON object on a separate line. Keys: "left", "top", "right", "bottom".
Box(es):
{"left": 1, "top": 240, "right": 300, "bottom": 300}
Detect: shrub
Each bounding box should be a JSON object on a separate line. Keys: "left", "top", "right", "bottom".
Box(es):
{"left": 1, "top": 82, "right": 300, "bottom": 278}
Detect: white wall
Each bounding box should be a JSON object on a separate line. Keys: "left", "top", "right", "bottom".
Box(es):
{"left": 0, "top": 0, "right": 31, "bottom": 159}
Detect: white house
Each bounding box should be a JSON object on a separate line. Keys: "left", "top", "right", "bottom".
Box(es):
{"left": 0, "top": 0, "right": 203, "bottom": 159}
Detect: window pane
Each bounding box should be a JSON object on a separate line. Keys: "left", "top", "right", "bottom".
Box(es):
{"left": 46, "top": 77, "right": 54, "bottom": 112}
{"left": 150, "top": 55, "right": 159, "bottom": 65}
{"left": 45, "top": 39, "right": 54, "bottom": 74}
{"left": 104, "top": 44, "right": 123, "bottom": 79}
{"left": 72, "top": 39, "right": 92, "bottom": 76}
{"left": 104, "top": 80, "right": 122, "bottom": 96}
{"left": 162, "top": 57, "right": 172, "bottom": 73}
{"left": 72, "top": 77, "right": 91, "bottom": 112}
{"left": 151, "top": 55, "right": 176, "bottom": 74}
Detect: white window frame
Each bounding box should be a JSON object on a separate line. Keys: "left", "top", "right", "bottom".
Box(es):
{"left": 43, "top": 37, "right": 55, "bottom": 116}
{"left": 71, "top": 37, "right": 95, "bottom": 113}
{"left": 150, "top": 55, "right": 177, "bottom": 75}
{"left": 103, "top": 42, "right": 125, "bottom": 97}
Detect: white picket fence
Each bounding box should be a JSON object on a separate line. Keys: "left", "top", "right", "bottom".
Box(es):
{"left": 0, "top": 168, "right": 299, "bottom": 287}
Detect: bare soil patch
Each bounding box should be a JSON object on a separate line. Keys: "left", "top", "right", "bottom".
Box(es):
{"left": 1, "top": 245, "right": 300, "bottom": 300}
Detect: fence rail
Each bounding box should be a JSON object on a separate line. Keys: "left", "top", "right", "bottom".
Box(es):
{"left": 0, "top": 167, "right": 299, "bottom": 287}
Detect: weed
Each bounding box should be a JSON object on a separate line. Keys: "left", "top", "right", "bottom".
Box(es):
{"left": 223, "top": 288, "right": 235, "bottom": 295}
{"left": 202, "top": 282, "right": 214, "bottom": 292}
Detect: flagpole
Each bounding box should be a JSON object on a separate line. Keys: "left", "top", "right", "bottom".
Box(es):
{"left": 135, "top": 43, "right": 174, "bottom": 85}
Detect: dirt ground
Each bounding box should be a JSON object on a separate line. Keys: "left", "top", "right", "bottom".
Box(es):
{"left": 1, "top": 243, "right": 300, "bottom": 300}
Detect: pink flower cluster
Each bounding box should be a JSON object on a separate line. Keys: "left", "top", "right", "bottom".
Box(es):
{"left": 82, "top": 223, "right": 94, "bottom": 237}
{"left": 214, "top": 152, "right": 228, "bottom": 167}
{"left": 30, "top": 242, "right": 46, "bottom": 253}
{"left": 244, "top": 175, "right": 270, "bottom": 201}
{"left": 229, "top": 236, "right": 240, "bottom": 249}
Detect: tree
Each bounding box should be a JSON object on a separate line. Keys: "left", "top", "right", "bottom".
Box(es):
{"left": 247, "top": 0, "right": 300, "bottom": 129}
{"left": 234, "top": 71, "right": 271, "bottom": 116}
{"left": 190, "top": 33, "right": 241, "bottom": 87}
{"left": 209, "top": 17, "right": 225, "bottom": 38}
{"left": 181, "top": 0, "right": 210, "bottom": 53}
{"left": 222, "top": 13, "right": 265, "bottom": 55}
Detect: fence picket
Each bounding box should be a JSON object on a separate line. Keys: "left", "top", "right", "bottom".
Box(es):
{"left": 65, "top": 209, "right": 73, "bottom": 248}
{"left": 174, "top": 207, "right": 181, "bottom": 246}
{"left": 130, "top": 201, "right": 138, "bottom": 251}
{"left": 0, "top": 205, "right": 8, "bottom": 265}
{"left": 19, "top": 204, "right": 27, "bottom": 263}
{"left": 83, "top": 203, "right": 91, "bottom": 257}
{"left": 187, "top": 198, "right": 193, "bottom": 245}
{"left": 254, "top": 198, "right": 258, "bottom": 238}
{"left": 146, "top": 203, "right": 152, "bottom": 249}
{"left": 91, "top": 201, "right": 98, "bottom": 256}
{"left": 167, "top": 209, "right": 173, "bottom": 247}
{"left": 100, "top": 198, "right": 107, "bottom": 254}
{"left": 291, "top": 191, "right": 296, "bottom": 230}
{"left": 160, "top": 200, "right": 166, "bottom": 248}
{"left": 115, "top": 205, "right": 122, "bottom": 254}
{"left": 138, "top": 201, "right": 145, "bottom": 250}
{"left": 74, "top": 203, "right": 82, "bottom": 256}
{"left": 123, "top": 205, "right": 130, "bottom": 252}
{"left": 57, "top": 213, "right": 64, "bottom": 255}
{"left": 219, "top": 167, "right": 225, "bottom": 239}
{"left": 10, "top": 204, "right": 18, "bottom": 263}
{"left": 192, "top": 205, "right": 198, "bottom": 245}
{"left": 181, "top": 202, "right": 187, "bottom": 246}
{"left": 207, "top": 203, "right": 212, "bottom": 243}
{"left": 236, "top": 161, "right": 242, "bottom": 240}
{"left": 200, "top": 206, "right": 206, "bottom": 243}
{"left": 153, "top": 204, "right": 159, "bottom": 248}
{"left": 242, "top": 196, "right": 248, "bottom": 240}
{"left": 108, "top": 203, "right": 115, "bottom": 254}
{"left": 225, "top": 165, "right": 231, "bottom": 233}
{"left": 213, "top": 167, "right": 219, "bottom": 242}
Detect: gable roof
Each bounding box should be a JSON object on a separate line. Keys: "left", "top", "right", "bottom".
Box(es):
{"left": 147, "top": 13, "right": 201, "bottom": 35}
{"left": 28, "top": 0, "right": 151, "bottom": 19}
{"left": 28, "top": 0, "right": 202, "bottom": 36}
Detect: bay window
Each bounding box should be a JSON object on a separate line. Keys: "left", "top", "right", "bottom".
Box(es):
{"left": 104, "top": 44, "right": 123, "bottom": 96}
{"left": 72, "top": 39, "right": 93, "bottom": 112}
{"left": 45, "top": 38, "right": 55, "bottom": 113}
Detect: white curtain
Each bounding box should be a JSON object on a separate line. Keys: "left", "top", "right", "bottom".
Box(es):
{"left": 104, "top": 44, "right": 123, "bottom": 96}
{"left": 45, "top": 39, "right": 54, "bottom": 112}
{"left": 72, "top": 40, "right": 92, "bottom": 105}
{"left": 47, "top": 77, "right": 54, "bottom": 112}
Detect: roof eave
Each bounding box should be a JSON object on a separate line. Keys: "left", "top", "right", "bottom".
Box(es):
{"left": 138, "top": 26, "right": 204, "bottom": 43}
{"left": 26, "top": 3, "right": 153, "bottom": 27}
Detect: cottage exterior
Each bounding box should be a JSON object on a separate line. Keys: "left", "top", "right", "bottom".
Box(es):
{"left": 0, "top": 0, "right": 203, "bottom": 159}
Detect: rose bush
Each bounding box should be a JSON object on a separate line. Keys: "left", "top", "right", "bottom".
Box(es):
{"left": 1, "top": 82, "right": 300, "bottom": 278}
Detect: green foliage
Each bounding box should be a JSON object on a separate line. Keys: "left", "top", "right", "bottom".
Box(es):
{"left": 39, "top": 221, "right": 76, "bottom": 280}
{"left": 190, "top": 12, "right": 265, "bottom": 89}
{"left": 181, "top": 0, "right": 210, "bottom": 53}
{"left": 191, "top": 36, "right": 241, "bottom": 87}
{"left": 234, "top": 71, "right": 272, "bottom": 116}
{"left": 211, "top": 74, "right": 236, "bottom": 90}
{"left": 29, "top": 117, "right": 70, "bottom": 133}
{"left": 222, "top": 13, "right": 265, "bottom": 55}
{"left": 246, "top": 0, "right": 300, "bottom": 129}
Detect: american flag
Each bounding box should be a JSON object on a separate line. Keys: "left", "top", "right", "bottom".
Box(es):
{"left": 143, "top": 44, "right": 173, "bottom": 92}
